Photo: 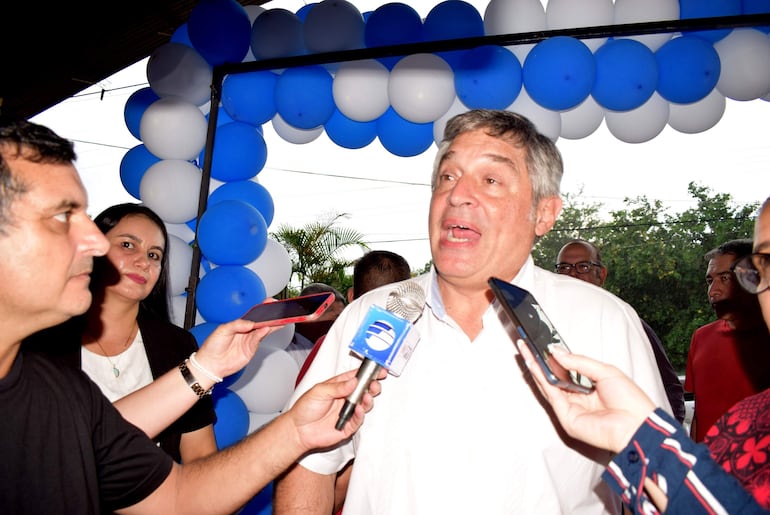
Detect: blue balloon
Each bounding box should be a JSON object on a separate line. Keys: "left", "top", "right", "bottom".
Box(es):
{"left": 212, "top": 388, "right": 249, "bottom": 449}
{"left": 219, "top": 367, "right": 245, "bottom": 389}
{"left": 208, "top": 180, "right": 275, "bottom": 227}
{"left": 170, "top": 23, "right": 194, "bottom": 48}
{"left": 124, "top": 88, "right": 159, "bottom": 140}
{"left": 205, "top": 105, "right": 235, "bottom": 129}
{"left": 376, "top": 107, "right": 434, "bottom": 158}
{"left": 119, "top": 144, "right": 160, "bottom": 200}
{"left": 198, "top": 200, "right": 268, "bottom": 266}
{"left": 199, "top": 122, "right": 267, "bottom": 182}
{"left": 274, "top": 66, "right": 335, "bottom": 129}
{"left": 240, "top": 482, "right": 273, "bottom": 515}
{"left": 189, "top": 321, "right": 219, "bottom": 346}
{"left": 742, "top": 0, "right": 770, "bottom": 34}
{"left": 296, "top": 3, "right": 317, "bottom": 21}
{"left": 680, "top": 0, "right": 741, "bottom": 42}
{"left": 656, "top": 36, "right": 720, "bottom": 104}
{"left": 593, "top": 39, "right": 658, "bottom": 112}
{"left": 365, "top": 3, "right": 424, "bottom": 70}
{"left": 455, "top": 45, "right": 522, "bottom": 109}
{"left": 523, "top": 36, "right": 595, "bottom": 111}
{"left": 188, "top": 0, "right": 252, "bottom": 66}
{"left": 251, "top": 8, "right": 306, "bottom": 60}
{"left": 324, "top": 109, "right": 378, "bottom": 149}
{"left": 196, "top": 265, "right": 266, "bottom": 323}
{"left": 222, "top": 71, "right": 278, "bottom": 125}
{"left": 423, "top": 0, "right": 484, "bottom": 69}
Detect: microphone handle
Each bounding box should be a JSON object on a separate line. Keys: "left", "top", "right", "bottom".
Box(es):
{"left": 335, "top": 358, "right": 381, "bottom": 430}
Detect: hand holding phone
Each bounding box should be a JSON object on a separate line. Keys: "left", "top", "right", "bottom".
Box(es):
{"left": 240, "top": 292, "right": 335, "bottom": 327}
{"left": 488, "top": 277, "right": 594, "bottom": 394}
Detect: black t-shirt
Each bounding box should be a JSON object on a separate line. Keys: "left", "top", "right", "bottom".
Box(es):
{"left": 0, "top": 351, "right": 173, "bottom": 514}
{"left": 24, "top": 314, "right": 217, "bottom": 463}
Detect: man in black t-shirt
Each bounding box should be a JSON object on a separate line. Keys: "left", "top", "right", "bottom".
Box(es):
{"left": 0, "top": 120, "right": 383, "bottom": 513}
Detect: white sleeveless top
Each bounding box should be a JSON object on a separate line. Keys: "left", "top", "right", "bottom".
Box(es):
{"left": 81, "top": 330, "right": 154, "bottom": 402}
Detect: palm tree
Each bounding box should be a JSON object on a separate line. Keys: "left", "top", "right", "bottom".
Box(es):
{"left": 271, "top": 212, "right": 370, "bottom": 292}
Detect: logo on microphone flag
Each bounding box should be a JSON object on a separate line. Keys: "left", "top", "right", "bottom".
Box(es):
{"left": 349, "top": 305, "right": 420, "bottom": 376}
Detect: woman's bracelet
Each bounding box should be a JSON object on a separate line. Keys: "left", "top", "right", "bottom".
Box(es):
{"left": 178, "top": 360, "right": 212, "bottom": 398}
{"left": 189, "top": 351, "right": 224, "bottom": 383}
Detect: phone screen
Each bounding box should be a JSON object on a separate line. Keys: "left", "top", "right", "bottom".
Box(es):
{"left": 241, "top": 292, "right": 335, "bottom": 326}
{"left": 488, "top": 277, "right": 594, "bottom": 394}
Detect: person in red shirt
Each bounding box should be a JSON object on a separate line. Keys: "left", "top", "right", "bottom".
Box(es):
{"left": 685, "top": 238, "right": 770, "bottom": 442}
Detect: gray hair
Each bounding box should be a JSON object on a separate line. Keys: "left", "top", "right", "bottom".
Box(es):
{"left": 431, "top": 109, "right": 563, "bottom": 206}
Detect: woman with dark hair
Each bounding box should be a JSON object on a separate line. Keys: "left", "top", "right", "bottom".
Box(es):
{"left": 26, "top": 202, "right": 217, "bottom": 463}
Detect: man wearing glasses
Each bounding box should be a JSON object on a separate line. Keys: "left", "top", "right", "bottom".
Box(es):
{"left": 555, "top": 239, "right": 685, "bottom": 424}
{"left": 685, "top": 238, "right": 770, "bottom": 442}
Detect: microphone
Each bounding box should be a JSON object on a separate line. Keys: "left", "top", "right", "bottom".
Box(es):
{"left": 335, "top": 281, "right": 426, "bottom": 430}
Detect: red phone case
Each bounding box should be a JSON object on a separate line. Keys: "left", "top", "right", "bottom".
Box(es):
{"left": 241, "top": 292, "right": 335, "bottom": 327}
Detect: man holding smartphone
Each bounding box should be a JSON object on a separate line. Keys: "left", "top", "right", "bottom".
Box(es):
{"left": 275, "top": 110, "right": 670, "bottom": 515}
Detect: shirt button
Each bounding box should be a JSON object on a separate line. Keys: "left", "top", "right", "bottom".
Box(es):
{"left": 628, "top": 450, "right": 639, "bottom": 463}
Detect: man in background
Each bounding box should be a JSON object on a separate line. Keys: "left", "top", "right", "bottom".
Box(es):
{"left": 555, "top": 239, "right": 685, "bottom": 423}
{"left": 286, "top": 283, "right": 346, "bottom": 371}
{"left": 685, "top": 238, "right": 770, "bottom": 441}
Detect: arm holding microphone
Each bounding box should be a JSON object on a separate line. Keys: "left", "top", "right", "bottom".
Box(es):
{"left": 335, "top": 281, "right": 426, "bottom": 429}
{"left": 275, "top": 281, "right": 426, "bottom": 515}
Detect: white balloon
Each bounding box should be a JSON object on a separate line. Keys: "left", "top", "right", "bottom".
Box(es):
{"left": 260, "top": 323, "right": 295, "bottom": 351}
{"left": 170, "top": 294, "right": 204, "bottom": 328}
{"left": 546, "top": 0, "right": 614, "bottom": 52}
{"left": 229, "top": 346, "right": 299, "bottom": 414}
{"left": 247, "top": 410, "right": 280, "bottom": 434}
{"left": 165, "top": 221, "right": 196, "bottom": 243}
{"left": 433, "top": 96, "right": 470, "bottom": 146}
{"left": 389, "top": 53, "right": 456, "bottom": 124}
{"left": 605, "top": 92, "right": 670, "bottom": 144}
{"left": 271, "top": 113, "right": 324, "bottom": 144}
{"left": 668, "top": 88, "right": 726, "bottom": 134}
{"left": 560, "top": 96, "right": 605, "bottom": 139}
{"left": 333, "top": 60, "right": 390, "bottom": 122}
{"left": 146, "top": 42, "right": 213, "bottom": 106}
{"left": 613, "top": 0, "right": 679, "bottom": 51}
{"left": 715, "top": 29, "right": 770, "bottom": 101}
{"left": 167, "top": 234, "right": 195, "bottom": 297}
{"left": 243, "top": 4, "right": 265, "bottom": 24}
{"left": 140, "top": 160, "right": 202, "bottom": 223}
{"left": 244, "top": 239, "right": 292, "bottom": 298}
{"left": 484, "top": 0, "right": 546, "bottom": 63}
{"left": 506, "top": 88, "right": 562, "bottom": 141}
{"left": 304, "top": 0, "right": 364, "bottom": 53}
{"left": 140, "top": 98, "right": 208, "bottom": 160}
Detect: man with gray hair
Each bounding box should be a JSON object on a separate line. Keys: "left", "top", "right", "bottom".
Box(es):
{"left": 275, "top": 109, "right": 669, "bottom": 514}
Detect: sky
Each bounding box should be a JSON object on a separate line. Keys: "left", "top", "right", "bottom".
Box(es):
{"left": 30, "top": 0, "right": 770, "bottom": 272}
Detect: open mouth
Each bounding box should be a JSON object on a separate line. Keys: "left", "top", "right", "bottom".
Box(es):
{"left": 446, "top": 224, "right": 478, "bottom": 243}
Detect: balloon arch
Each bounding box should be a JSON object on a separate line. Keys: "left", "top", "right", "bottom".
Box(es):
{"left": 119, "top": 0, "right": 770, "bottom": 493}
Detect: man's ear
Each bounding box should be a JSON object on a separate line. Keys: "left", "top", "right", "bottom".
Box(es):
{"left": 534, "top": 196, "right": 562, "bottom": 237}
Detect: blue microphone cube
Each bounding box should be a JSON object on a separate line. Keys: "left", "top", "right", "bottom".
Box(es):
{"left": 349, "top": 305, "right": 418, "bottom": 376}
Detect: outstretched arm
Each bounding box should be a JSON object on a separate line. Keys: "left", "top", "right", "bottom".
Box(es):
{"left": 113, "top": 318, "right": 275, "bottom": 438}
{"left": 121, "top": 367, "right": 385, "bottom": 515}
{"left": 518, "top": 342, "right": 765, "bottom": 515}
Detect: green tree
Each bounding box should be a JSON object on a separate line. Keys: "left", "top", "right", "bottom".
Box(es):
{"left": 271, "top": 212, "right": 370, "bottom": 295}
{"left": 533, "top": 183, "right": 758, "bottom": 372}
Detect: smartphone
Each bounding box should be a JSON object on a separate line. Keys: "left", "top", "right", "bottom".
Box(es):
{"left": 240, "top": 292, "right": 335, "bottom": 327}
{"left": 488, "top": 277, "right": 594, "bottom": 394}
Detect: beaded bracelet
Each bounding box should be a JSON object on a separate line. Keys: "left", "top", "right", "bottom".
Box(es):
{"left": 189, "top": 351, "right": 223, "bottom": 383}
